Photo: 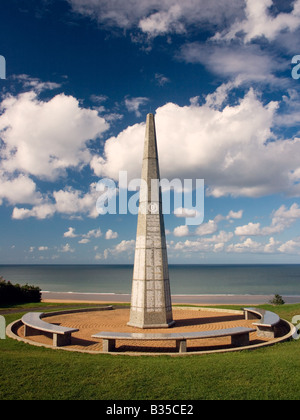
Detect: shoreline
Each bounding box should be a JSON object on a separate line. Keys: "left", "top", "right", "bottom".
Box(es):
{"left": 41, "top": 291, "right": 300, "bottom": 305}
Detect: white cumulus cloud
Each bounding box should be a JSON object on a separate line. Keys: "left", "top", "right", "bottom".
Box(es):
{"left": 67, "top": 0, "right": 244, "bottom": 38}
{"left": 173, "top": 225, "right": 190, "bottom": 237}
{"left": 12, "top": 203, "right": 56, "bottom": 220}
{"left": 12, "top": 183, "right": 101, "bottom": 220}
{"left": 105, "top": 229, "right": 119, "bottom": 239}
{"left": 0, "top": 173, "right": 42, "bottom": 206}
{"left": 91, "top": 88, "right": 300, "bottom": 198}
{"left": 235, "top": 203, "right": 300, "bottom": 236}
{"left": 214, "top": 0, "right": 300, "bottom": 43}
{"left": 125, "top": 97, "right": 149, "bottom": 117}
{"left": 0, "top": 91, "right": 109, "bottom": 180}
{"left": 96, "top": 239, "right": 135, "bottom": 260}
{"left": 64, "top": 227, "right": 78, "bottom": 238}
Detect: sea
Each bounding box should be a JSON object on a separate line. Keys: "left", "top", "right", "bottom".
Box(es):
{"left": 1, "top": 264, "right": 300, "bottom": 298}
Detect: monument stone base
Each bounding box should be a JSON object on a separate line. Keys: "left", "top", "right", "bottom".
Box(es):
{"left": 127, "top": 308, "right": 175, "bottom": 329}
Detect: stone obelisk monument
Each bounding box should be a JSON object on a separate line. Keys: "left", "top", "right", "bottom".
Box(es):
{"left": 128, "top": 113, "right": 174, "bottom": 329}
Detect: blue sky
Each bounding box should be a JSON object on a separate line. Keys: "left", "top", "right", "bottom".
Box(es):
{"left": 1, "top": 0, "right": 300, "bottom": 264}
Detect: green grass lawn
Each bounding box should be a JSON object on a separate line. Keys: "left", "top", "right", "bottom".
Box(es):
{"left": 1, "top": 303, "right": 300, "bottom": 400}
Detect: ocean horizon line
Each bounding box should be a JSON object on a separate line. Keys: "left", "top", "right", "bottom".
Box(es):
{"left": 41, "top": 291, "right": 300, "bottom": 297}
{"left": 2, "top": 263, "right": 300, "bottom": 267}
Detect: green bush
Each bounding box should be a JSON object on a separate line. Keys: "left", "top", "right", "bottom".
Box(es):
{"left": 269, "top": 294, "right": 285, "bottom": 305}
{"left": 0, "top": 276, "right": 41, "bottom": 304}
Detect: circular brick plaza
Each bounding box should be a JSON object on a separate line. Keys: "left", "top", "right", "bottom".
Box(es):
{"left": 8, "top": 306, "right": 293, "bottom": 355}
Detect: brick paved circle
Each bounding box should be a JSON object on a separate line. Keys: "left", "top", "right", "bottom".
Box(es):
{"left": 14, "top": 306, "right": 291, "bottom": 354}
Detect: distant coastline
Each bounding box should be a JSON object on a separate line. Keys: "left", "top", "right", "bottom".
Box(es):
{"left": 2, "top": 263, "right": 300, "bottom": 266}
{"left": 41, "top": 291, "right": 300, "bottom": 305}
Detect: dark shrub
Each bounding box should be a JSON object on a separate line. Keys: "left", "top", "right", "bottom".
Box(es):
{"left": 0, "top": 276, "right": 41, "bottom": 304}
{"left": 269, "top": 294, "right": 285, "bottom": 305}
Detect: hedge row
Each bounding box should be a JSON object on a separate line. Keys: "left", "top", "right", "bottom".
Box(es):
{"left": 0, "top": 277, "right": 41, "bottom": 304}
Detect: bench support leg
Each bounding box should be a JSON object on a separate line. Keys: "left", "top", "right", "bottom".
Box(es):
{"left": 53, "top": 333, "right": 72, "bottom": 347}
{"left": 244, "top": 311, "right": 258, "bottom": 320}
{"left": 256, "top": 326, "right": 275, "bottom": 339}
{"left": 176, "top": 339, "right": 187, "bottom": 353}
{"left": 231, "top": 333, "right": 250, "bottom": 347}
{"left": 102, "top": 338, "right": 116, "bottom": 352}
{"left": 24, "top": 325, "right": 39, "bottom": 337}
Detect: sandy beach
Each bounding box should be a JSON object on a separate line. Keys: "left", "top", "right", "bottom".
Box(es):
{"left": 42, "top": 291, "right": 300, "bottom": 305}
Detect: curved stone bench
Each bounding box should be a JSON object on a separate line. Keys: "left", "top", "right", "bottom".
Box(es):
{"left": 243, "top": 307, "right": 280, "bottom": 338}
{"left": 22, "top": 312, "right": 79, "bottom": 347}
{"left": 92, "top": 327, "right": 256, "bottom": 353}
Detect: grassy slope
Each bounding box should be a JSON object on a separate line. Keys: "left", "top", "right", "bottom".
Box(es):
{"left": 0, "top": 303, "right": 300, "bottom": 400}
